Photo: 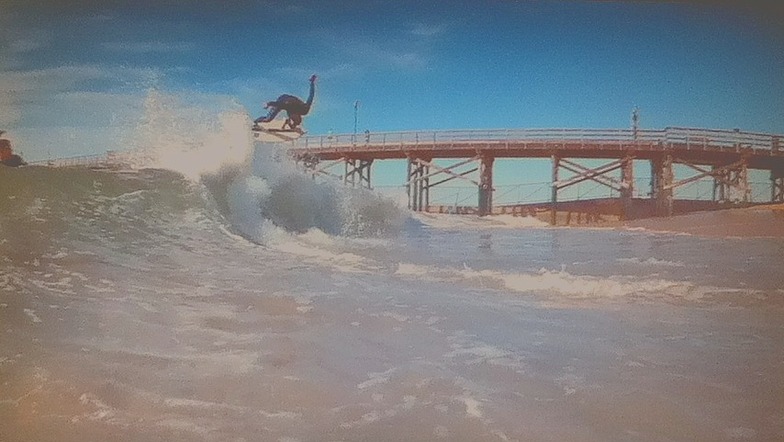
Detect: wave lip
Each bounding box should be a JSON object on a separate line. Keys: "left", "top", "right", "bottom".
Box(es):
{"left": 203, "top": 140, "right": 406, "bottom": 245}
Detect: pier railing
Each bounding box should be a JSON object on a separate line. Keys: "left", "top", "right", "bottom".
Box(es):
{"left": 294, "top": 127, "right": 782, "bottom": 152}
{"left": 29, "top": 150, "right": 137, "bottom": 168}
{"left": 30, "top": 153, "right": 112, "bottom": 168}
{"left": 31, "top": 127, "right": 783, "bottom": 169}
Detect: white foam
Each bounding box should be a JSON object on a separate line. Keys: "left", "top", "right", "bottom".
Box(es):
{"left": 0, "top": 274, "right": 12, "bottom": 290}
{"left": 84, "top": 284, "right": 116, "bottom": 294}
{"left": 155, "top": 418, "right": 213, "bottom": 436}
{"left": 357, "top": 368, "right": 396, "bottom": 390}
{"left": 226, "top": 174, "right": 275, "bottom": 243}
{"left": 42, "top": 249, "right": 69, "bottom": 260}
{"left": 270, "top": 237, "right": 376, "bottom": 274}
{"left": 446, "top": 344, "right": 513, "bottom": 366}
{"left": 296, "top": 228, "right": 392, "bottom": 249}
{"left": 23, "top": 308, "right": 42, "bottom": 323}
{"left": 161, "top": 397, "right": 299, "bottom": 418}
{"left": 414, "top": 213, "right": 548, "bottom": 229}
{"left": 298, "top": 228, "right": 336, "bottom": 246}
{"left": 395, "top": 262, "right": 756, "bottom": 303}
{"left": 77, "top": 393, "right": 116, "bottom": 422}
{"left": 618, "top": 257, "right": 686, "bottom": 267}
{"left": 459, "top": 395, "right": 483, "bottom": 418}
{"left": 622, "top": 226, "right": 693, "bottom": 236}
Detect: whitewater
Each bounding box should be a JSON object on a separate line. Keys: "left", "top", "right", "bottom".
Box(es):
{"left": 1, "top": 97, "right": 783, "bottom": 441}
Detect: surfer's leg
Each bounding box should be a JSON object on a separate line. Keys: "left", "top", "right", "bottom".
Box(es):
{"left": 288, "top": 114, "right": 302, "bottom": 129}
{"left": 255, "top": 107, "right": 281, "bottom": 123}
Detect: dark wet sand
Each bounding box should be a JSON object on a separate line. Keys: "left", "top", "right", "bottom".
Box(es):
{"left": 623, "top": 205, "right": 784, "bottom": 238}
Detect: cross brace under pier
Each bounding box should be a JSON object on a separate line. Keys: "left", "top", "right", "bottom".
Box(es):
{"left": 550, "top": 155, "right": 635, "bottom": 224}
{"left": 406, "top": 155, "right": 495, "bottom": 215}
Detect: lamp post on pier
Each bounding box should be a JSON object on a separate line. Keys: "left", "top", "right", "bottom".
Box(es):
{"left": 353, "top": 100, "right": 360, "bottom": 136}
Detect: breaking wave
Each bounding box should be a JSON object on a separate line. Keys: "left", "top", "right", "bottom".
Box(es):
{"left": 4, "top": 87, "right": 772, "bottom": 310}
{"left": 132, "top": 89, "right": 405, "bottom": 244}
{"left": 202, "top": 144, "right": 406, "bottom": 244}
{"left": 1, "top": 88, "right": 406, "bottom": 268}
{"left": 0, "top": 166, "right": 209, "bottom": 265}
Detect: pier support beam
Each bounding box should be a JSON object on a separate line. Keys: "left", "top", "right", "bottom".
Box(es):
{"left": 620, "top": 156, "right": 634, "bottom": 220}
{"left": 406, "top": 156, "right": 481, "bottom": 213}
{"left": 677, "top": 158, "right": 750, "bottom": 205}
{"left": 649, "top": 158, "right": 660, "bottom": 200}
{"left": 653, "top": 155, "right": 674, "bottom": 216}
{"left": 712, "top": 166, "right": 729, "bottom": 203}
{"left": 478, "top": 155, "right": 494, "bottom": 216}
{"left": 550, "top": 156, "right": 629, "bottom": 224}
{"left": 658, "top": 156, "right": 750, "bottom": 213}
{"left": 772, "top": 164, "right": 784, "bottom": 203}
{"left": 407, "top": 158, "right": 430, "bottom": 211}
{"left": 737, "top": 160, "right": 750, "bottom": 204}
{"left": 343, "top": 159, "right": 373, "bottom": 189}
{"left": 550, "top": 155, "right": 559, "bottom": 225}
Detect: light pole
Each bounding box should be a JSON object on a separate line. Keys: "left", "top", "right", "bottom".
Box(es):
{"left": 353, "top": 100, "right": 360, "bottom": 136}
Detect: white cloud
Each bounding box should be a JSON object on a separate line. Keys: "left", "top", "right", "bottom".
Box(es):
{"left": 9, "top": 36, "right": 50, "bottom": 53}
{"left": 1, "top": 65, "right": 105, "bottom": 93}
{"left": 274, "top": 64, "right": 357, "bottom": 82}
{"left": 321, "top": 35, "right": 427, "bottom": 70}
{"left": 388, "top": 52, "right": 424, "bottom": 69}
{"left": 0, "top": 65, "right": 162, "bottom": 128}
{"left": 9, "top": 87, "right": 247, "bottom": 162}
{"left": 1, "top": 21, "right": 52, "bottom": 68}
{"left": 0, "top": 64, "right": 161, "bottom": 93}
{"left": 102, "top": 41, "right": 196, "bottom": 53}
{"left": 0, "top": 95, "right": 22, "bottom": 127}
{"left": 409, "top": 22, "right": 448, "bottom": 37}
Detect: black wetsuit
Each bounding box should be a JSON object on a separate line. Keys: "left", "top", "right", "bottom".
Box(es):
{"left": 255, "top": 76, "right": 316, "bottom": 129}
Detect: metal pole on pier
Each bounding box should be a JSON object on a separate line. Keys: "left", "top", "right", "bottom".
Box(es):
{"left": 353, "top": 100, "right": 360, "bottom": 137}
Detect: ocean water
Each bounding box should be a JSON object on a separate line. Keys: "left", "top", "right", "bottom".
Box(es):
{"left": 2, "top": 108, "right": 783, "bottom": 441}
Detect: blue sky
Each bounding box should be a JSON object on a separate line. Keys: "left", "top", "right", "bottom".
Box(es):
{"left": 2, "top": 0, "right": 783, "bottom": 162}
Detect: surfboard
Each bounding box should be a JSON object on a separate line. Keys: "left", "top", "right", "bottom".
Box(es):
{"left": 251, "top": 121, "right": 305, "bottom": 142}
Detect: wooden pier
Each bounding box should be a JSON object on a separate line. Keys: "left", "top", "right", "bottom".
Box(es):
{"left": 289, "top": 127, "right": 784, "bottom": 223}
{"left": 34, "top": 126, "right": 784, "bottom": 225}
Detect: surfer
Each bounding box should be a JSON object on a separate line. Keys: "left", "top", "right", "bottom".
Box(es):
{"left": 254, "top": 74, "right": 317, "bottom": 131}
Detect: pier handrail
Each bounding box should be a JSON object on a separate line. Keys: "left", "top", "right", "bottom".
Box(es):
{"left": 294, "top": 127, "right": 781, "bottom": 151}
{"left": 29, "top": 150, "right": 136, "bottom": 168}
{"left": 30, "top": 127, "right": 783, "bottom": 168}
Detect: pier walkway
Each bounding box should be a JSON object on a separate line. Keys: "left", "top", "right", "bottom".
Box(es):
{"left": 288, "top": 127, "right": 784, "bottom": 222}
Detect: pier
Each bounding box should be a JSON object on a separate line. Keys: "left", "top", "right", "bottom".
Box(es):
{"left": 289, "top": 127, "right": 784, "bottom": 223}
{"left": 35, "top": 126, "right": 784, "bottom": 225}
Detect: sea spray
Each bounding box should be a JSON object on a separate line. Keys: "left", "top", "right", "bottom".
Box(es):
{"left": 207, "top": 142, "right": 406, "bottom": 243}
{"left": 127, "top": 89, "right": 253, "bottom": 179}
{"left": 104, "top": 88, "right": 406, "bottom": 243}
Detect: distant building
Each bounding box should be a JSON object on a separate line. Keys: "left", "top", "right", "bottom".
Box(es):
{"left": 0, "top": 134, "right": 25, "bottom": 167}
